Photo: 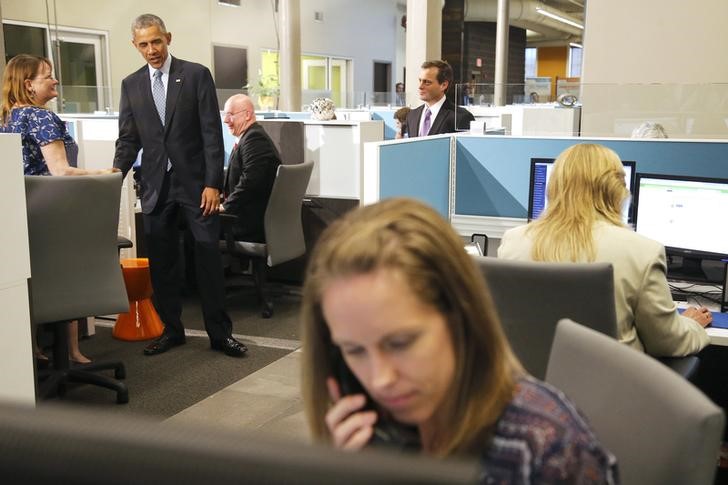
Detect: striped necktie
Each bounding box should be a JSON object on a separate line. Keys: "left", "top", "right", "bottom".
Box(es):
{"left": 419, "top": 107, "right": 432, "bottom": 137}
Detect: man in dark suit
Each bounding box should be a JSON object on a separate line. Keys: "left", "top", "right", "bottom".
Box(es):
{"left": 405, "top": 60, "right": 474, "bottom": 137}
{"left": 113, "top": 14, "right": 247, "bottom": 358}
{"left": 220, "top": 94, "right": 281, "bottom": 242}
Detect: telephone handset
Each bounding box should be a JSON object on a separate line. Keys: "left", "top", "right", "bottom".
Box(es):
{"left": 331, "top": 348, "right": 421, "bottom": 451}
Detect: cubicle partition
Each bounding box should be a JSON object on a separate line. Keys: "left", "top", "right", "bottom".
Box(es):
{"left": 454, "top": 136, "right": 728, "bottom": 236}
{"left": 0, "top": 134, "right": 35, "bottom": 406}
{"left": 363, "top": 135, "right": 452, "bottom": 218}
{"left": 364, "top": 135, "right": 728, "bottom": 239}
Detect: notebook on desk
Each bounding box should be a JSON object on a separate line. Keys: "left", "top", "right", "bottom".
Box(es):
{"left": 678, "top": 308, "right": 728, "bottom": 329}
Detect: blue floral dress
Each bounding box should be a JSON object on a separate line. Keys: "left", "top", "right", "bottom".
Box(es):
{"left": 0, "top": 106, "right": 78, "bottom": 175}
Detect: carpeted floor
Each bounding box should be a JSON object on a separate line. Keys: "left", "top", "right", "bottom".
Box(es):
{"left": 38, "top": 286, "right": 302, "bottom": 420}
{"left": 41, "top": 326, "right": 291, "bottom": 418}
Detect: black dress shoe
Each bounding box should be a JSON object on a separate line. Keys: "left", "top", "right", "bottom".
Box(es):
{"left": 143, "top": 334, "right": 186, "bottom": 356}
{"left": 210, "top": 337, "right": 248, "bottom": 357}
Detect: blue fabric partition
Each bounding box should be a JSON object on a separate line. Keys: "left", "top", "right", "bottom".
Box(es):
{"left": 379, "top": 137, "right": 451, "bottom": 218}
{"left": 456, "top": 136, "right": 728, "bottom": 218}
{"left": 371, "top": 109, "right": 399, "bottom": 140}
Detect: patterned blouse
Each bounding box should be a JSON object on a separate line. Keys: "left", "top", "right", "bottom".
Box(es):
{"left": 479, "top": 377, "right": 619, "bottom": 484}
{"left": 0, "top": 106, "right": 78, "bottom": 175}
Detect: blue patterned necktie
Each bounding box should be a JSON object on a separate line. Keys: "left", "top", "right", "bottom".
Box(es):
{"left": 419, "top": 107, "right": 432, "bottom": 136}
{"left": 152, "top": 70, "right": 166, "bottom": 126}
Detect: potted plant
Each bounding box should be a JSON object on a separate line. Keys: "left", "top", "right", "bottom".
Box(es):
{"left": 244, "top": 72, "right": 280, "bottom": 110}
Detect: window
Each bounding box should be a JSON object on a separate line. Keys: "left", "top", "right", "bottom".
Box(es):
{"left": 3, "top": 23, "right": 47, "bottom": 61}
{"left": 525, "top": 47, "right": 537, "bottom": 78}
{"left": 568, "top": 46, "right": 583, "bottom": 77}
{"left": 3, "top": 21, "right": 111, "bottom": 113}
{"left": 260, "top": 50, "right": 351, "bottom": 108}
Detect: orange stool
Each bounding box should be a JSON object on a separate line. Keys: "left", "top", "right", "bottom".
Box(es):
{"left": 114, "top": 258, "right": 164, "bottom": 341}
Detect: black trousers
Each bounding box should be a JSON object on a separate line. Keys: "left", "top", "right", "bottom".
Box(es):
{"left": 143, "top": 170, "right": 232, "bottom": 342}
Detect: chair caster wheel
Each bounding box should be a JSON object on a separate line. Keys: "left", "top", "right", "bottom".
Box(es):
{"left": 115, "top": 367, "right": 126, "bottom": 380}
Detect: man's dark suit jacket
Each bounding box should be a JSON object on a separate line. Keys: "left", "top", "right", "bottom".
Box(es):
{"left": 223, "top": 122, "right": 281, "bottom": 242}
{"left": 113, "top": 56, "right": 224, "bottom": 213}
{"left": 405, "top": 98, "right": 475, "bottom": 138}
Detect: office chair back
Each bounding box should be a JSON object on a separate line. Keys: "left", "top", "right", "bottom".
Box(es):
{"left": 25, "top": 173, "right": 129, "bottom": 323}
{"left": 264, "top": 161, "right": 314, "bottom": 266}
{"left": 546, "top": 320, "right": 724, "bottom": 485}
{"left": 475, "top": 256, "right": 617, "bottom": 379}
{"left": 258, "top": 120, "right": 305, "bottom": 165}
{"left": 0, "top": 403, "right": 479, "bottom": 484}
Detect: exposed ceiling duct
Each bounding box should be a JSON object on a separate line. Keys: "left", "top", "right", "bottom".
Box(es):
{"left": 463, "top": 0, "right": 584, "bottom": 46}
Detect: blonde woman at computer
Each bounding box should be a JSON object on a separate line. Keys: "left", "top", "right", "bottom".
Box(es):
{"left": 498, "top": 143, "right": 711, "bottom": 357}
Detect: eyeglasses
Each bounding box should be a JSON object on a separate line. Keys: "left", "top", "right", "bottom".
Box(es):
{"left": 223, "top": 109, "right": 247, "bottom": 120}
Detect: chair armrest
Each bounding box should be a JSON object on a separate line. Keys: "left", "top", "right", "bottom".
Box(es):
{"left": 656, "top": 355, "right": 701, "bottom": 381}
{"left": 219, "top": 213, "right": 242, "bottom": 273}
{"left": 117, "top": 236, "right": 133, "bottom": 250}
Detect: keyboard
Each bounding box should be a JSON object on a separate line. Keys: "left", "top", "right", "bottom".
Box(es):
{"left": 678, "top": 308, "right": 728, "bottom": 329}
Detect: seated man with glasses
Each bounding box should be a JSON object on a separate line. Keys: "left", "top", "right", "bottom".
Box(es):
{"left": 220, "top": 94, "right": 281, "bottom": 243}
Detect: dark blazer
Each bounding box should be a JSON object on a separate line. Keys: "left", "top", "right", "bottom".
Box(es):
{"left": 113, "top": 56, "right": 224, "bottom": 213}
{"left": 405, "top": 98, "right": 475, "bottom": 137}
{"left": 223, "top": 122, "right": 281, "bottom": 242}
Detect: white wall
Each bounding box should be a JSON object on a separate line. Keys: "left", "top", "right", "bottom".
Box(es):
{"left": 1, "top": 0, "right": 400, "bottom": 109}
{"left": 580, "top": 0, "right": 728, "bottom": 138}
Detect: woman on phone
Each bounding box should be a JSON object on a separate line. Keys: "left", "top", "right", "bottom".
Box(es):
{"left": 301, "top": 198, "right": 618, "bottom": 483}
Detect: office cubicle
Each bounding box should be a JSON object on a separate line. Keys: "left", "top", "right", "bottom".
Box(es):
{"left": 363, "top": 135, "right": 728, "bottom": 240}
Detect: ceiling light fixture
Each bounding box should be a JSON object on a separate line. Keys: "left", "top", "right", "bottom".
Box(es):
{"left": 536, "top": 7, "right": 584, "bottom": 30}
{"left": 569, "top": 42, "right": 583, "bottom": 49}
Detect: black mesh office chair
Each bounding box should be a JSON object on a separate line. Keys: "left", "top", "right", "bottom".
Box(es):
{"left": 221, "top": 161, "right": 314, "bottom": 318}
{"left": 26, "top": 174, "right": 130, "bottom": 404}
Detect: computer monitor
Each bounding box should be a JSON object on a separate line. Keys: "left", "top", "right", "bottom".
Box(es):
{"left": 528, "top": 158, "right": 636, "bottom": 223}
{"left": 633, "top": 173, "right": 728, "bottom": 282}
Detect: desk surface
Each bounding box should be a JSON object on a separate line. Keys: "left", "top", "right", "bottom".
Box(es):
{"left": 706, "top": 327, "right": 728, "bottom": 346}
{"left": 673, "top": 282, "right": 727, "bottom": 346}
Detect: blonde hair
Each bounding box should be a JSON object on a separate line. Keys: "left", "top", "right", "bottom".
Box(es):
{"left": 1, "top": 54, "right": 52, "bottom": 125}
{"left": 528, "top": 143, "right": 630, "bottom": 262}
{"left": 301, "top": 198, "right": 521, "bottom": 456}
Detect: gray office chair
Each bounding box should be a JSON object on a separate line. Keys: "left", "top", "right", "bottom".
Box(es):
{"left": 546, "top": 320, "right": 724, "bottom": 485}
{"left": 25, "top": 173, "right": 130, "bottom": 404}
{"left": 221, "top": 161, "right": 314, "bottom": 318}
{"left": 258, "top": 120, "right": 305, "bottom": 165}
{"left": 475, "top": 256, "right": 617, "bottom": 379}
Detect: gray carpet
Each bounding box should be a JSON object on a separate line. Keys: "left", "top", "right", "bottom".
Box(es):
{"left": 38, "top": 288, "right": 303, "bottom": 420}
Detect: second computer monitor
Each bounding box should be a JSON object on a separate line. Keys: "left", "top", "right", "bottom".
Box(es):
{"left": 528, "top": 158, "right": 636, "bottom": 223}
{"left": 633, "top": 173, "right": 728, "bottom": 282}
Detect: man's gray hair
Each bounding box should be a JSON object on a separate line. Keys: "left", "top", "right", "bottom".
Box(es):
{"left": 131, "top": 14, "right": 167, "bottom": 35}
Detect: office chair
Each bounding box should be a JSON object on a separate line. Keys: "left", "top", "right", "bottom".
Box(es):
{"left": 25, "top": 174, "right": 130, "bottom": 404}
{"left": 258, "top": 120, "right": 305, "bottom": 165}
{"left": 475, "top": 256, "right": 617, "bottom": 380}
{"left": 221, "top": 161, "right": 314, "bottom": 318}
{"left": 546, "top": 320, "right": 724, "bottom": 485}
{"left": 476, "top": 256, "right": 701, "bottom": 380}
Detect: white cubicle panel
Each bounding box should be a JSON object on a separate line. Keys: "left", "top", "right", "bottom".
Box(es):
{"left": 303, "top": 120, "right": 383, "bottom": 199}
{"left": 468, "top": 105, "right": 580, "bottom": 136}
{"left": 0, "top": 134, "right": 35, "bottom": 406}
